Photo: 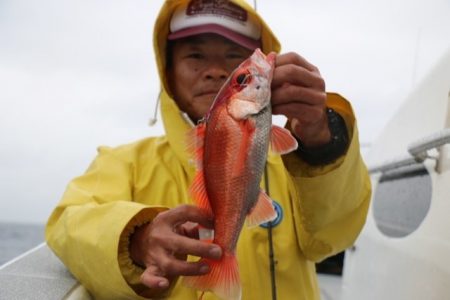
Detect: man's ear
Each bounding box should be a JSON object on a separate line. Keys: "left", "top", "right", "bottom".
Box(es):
{"left": 164, "top": 40, "right": 175, "bottom": 96}
{"left": 165, "top": 68, "right": 175, "bottom": 97}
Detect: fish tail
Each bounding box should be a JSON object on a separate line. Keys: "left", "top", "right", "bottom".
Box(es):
{"left": 184, "top": 254, "right": 241, "bottom": 300}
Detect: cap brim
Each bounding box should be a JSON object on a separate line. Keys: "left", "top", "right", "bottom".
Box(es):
{"left": 168, "top": 24, "right": 261, "bottom": 50}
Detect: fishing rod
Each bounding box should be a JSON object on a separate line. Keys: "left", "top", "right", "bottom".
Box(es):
{"left": 251, "top": 0, "right": 277, "bottom": 297}
{"left": 264, "top": 165, "right": 277, "bottom": 300}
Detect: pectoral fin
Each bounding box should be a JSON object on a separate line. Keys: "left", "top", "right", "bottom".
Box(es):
{"left": 270, "top": 125, "right": 298, "bottom": 154}
{"left": 246, "top": 190, "right": 277, "bottom": 227}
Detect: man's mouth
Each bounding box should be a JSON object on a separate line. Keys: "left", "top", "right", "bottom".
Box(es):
{"left": 198, "top": 90, "right": 219, "bottom": 97}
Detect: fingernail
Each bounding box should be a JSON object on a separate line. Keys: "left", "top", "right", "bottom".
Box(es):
{"left": 209, "top": 246, "right": 222, "bottom": 258}
{"left": 199, "top": 264, "right": 210, "bottom": 274}
{"left": 290, "top": 118, "right": 299, "bottom": 133}
{"left": 158, "top": 280, "right": 169, "bottom": 288}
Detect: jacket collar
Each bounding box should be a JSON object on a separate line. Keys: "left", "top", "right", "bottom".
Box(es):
{"left": 161, "top": 89, "right": 195, "bottom": 169}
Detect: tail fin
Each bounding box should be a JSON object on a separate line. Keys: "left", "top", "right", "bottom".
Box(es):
{"left": 183, "top": 254, "right": 241, "bottom": 300}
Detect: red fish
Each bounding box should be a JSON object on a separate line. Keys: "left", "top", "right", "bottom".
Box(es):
{"left": 184, "top": 49, "right": 298, "bottom": 300}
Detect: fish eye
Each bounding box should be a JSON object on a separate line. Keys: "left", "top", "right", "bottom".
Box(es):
{"left": 235, "top": 72, "right": 251, "bottom": 85}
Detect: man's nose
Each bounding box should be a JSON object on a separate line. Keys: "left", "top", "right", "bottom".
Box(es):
{"left": 203, "top": 60, "right": 229, "bottom": 81}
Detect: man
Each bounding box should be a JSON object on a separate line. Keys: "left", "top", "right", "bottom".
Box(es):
{"left": 46, "top": 0, "right": 371, "bottom": 299}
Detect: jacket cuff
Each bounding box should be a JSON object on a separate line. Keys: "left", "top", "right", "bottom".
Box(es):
{"left": 118, "top": 206, "right": 168, "bottom": 297}
{"left": 282, "top": 92, "right": 356, "bottom": 177}
{"left": 295, "top": 108, "right": 349, "bottom": 165}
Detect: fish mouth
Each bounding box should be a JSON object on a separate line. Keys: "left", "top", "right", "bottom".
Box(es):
{"left": 253, "top": 105, "right": 270, "bottom": 117}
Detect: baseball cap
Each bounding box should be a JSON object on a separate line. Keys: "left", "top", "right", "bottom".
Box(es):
{"left": 168, "top": 0, "right": 262, "bottom": 50}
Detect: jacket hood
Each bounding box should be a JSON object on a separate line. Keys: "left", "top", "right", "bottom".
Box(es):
{"left": 153, "top": 0, "right": 281, "bottom": 167}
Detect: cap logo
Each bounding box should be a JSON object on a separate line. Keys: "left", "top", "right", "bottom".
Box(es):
{"left": 187, "top": 0, "right": 247, "bottom": 22}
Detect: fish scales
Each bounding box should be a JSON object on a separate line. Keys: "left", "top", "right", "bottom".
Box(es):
{"left": 204, "top": 106, "right": 271, "bottom": 252}
{"left": 184, "top": 49, "right": 298, "bottom": 300}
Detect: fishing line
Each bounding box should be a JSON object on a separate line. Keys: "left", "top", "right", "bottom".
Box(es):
{"left": 264, "top": 164, "right": 277, "bottom": 300}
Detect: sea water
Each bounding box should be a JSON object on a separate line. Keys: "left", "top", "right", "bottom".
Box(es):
{"left": 0, "top": 222, "right": 45, "bottom": 265}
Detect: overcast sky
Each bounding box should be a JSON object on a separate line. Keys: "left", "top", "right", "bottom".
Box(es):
{"left": 1, "top": 0, "right": 449, "bottom": 224}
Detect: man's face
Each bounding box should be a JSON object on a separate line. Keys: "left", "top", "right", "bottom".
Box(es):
{"left": 167, "top": 33, "right": 253, "bottom": 122}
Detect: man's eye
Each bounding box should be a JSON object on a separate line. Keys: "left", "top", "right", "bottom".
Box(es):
{"left": 227, "top": 53, "right": 246, "bottom": 59}
{"left": 187, "top": 53, "right": 204, "bottom": 59}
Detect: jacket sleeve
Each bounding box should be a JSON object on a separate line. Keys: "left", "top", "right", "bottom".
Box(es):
{"left": 282, "top": 93, "right": 372, "bottom": 262}
{"left": 45, "top": 146, "right": 167, "bottom": 299}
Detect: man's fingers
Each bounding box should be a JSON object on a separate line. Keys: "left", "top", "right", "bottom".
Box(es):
{"left": 157, "top": 255, "right": 212, "bottom": 277}
{"left": 149, "top": 216, "right": 222, "bottom": 260}
{"left": 143, "top": 256, "right": 210, "bottom": 280}
{"left": 271, "top": 85, "right": 326, "bottom": 107}
{"left": 155, "top": 205, "right": 213, "bottom": 229}
{"left": 160, "top": 233, "right": 222, "bottom": 260}
{"left": 272, "top": 101, "right": 325, "bottom": 124}
{"left": 178, "top": 221, "right": 200, "bottom": 239}
{"left": 140, "top": 265, "right": 170, "bottom": 289}
{"left": 275, "top": 52, "right": 318, "bottom": 72}
{"left": 271, "top": 64, "right": 323, "bottom": 89}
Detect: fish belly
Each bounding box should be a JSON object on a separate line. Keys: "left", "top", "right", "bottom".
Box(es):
{"left": 203, "top": 106, "right": 271, "bottom": 252}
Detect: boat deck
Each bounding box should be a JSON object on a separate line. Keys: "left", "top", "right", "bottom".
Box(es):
{"left": 0, "top": 244, "right": 342, "bottom": 299}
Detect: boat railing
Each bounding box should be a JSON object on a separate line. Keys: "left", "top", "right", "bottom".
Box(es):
{"left": 0, "top": 242, "right": 340, "bottom": 299}
{"left": 0, "top": 243, "right": 91, "bottom": 300}
{"left": 369, "top": 128, "right": 450, "bottom": 174}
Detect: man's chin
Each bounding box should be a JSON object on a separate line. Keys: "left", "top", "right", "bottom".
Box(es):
{"left": 197, "top": 95, "right": 216, "bottom": 109}
{"left": 198, "top": 93, "right": 217, "bottom": 103}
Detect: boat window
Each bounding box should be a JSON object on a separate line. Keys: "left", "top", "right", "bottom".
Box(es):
{"left": 372, "top": 164, "right": 432, "bottom": 238}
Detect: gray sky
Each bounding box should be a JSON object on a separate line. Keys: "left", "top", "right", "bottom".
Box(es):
{"left": 1, "top": 0, "right": 449, "bottom": 224}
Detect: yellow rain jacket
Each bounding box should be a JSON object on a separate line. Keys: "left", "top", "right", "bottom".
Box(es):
{"left": 46, "top": 0, "right": 371, "bottom": 299}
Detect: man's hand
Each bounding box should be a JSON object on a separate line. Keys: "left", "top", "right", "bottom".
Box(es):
{"left": 271, "top": 52, "right": 331, "bottom": 148}
{"left": 129, "top": 205, "right": 222, "bottom": 296}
